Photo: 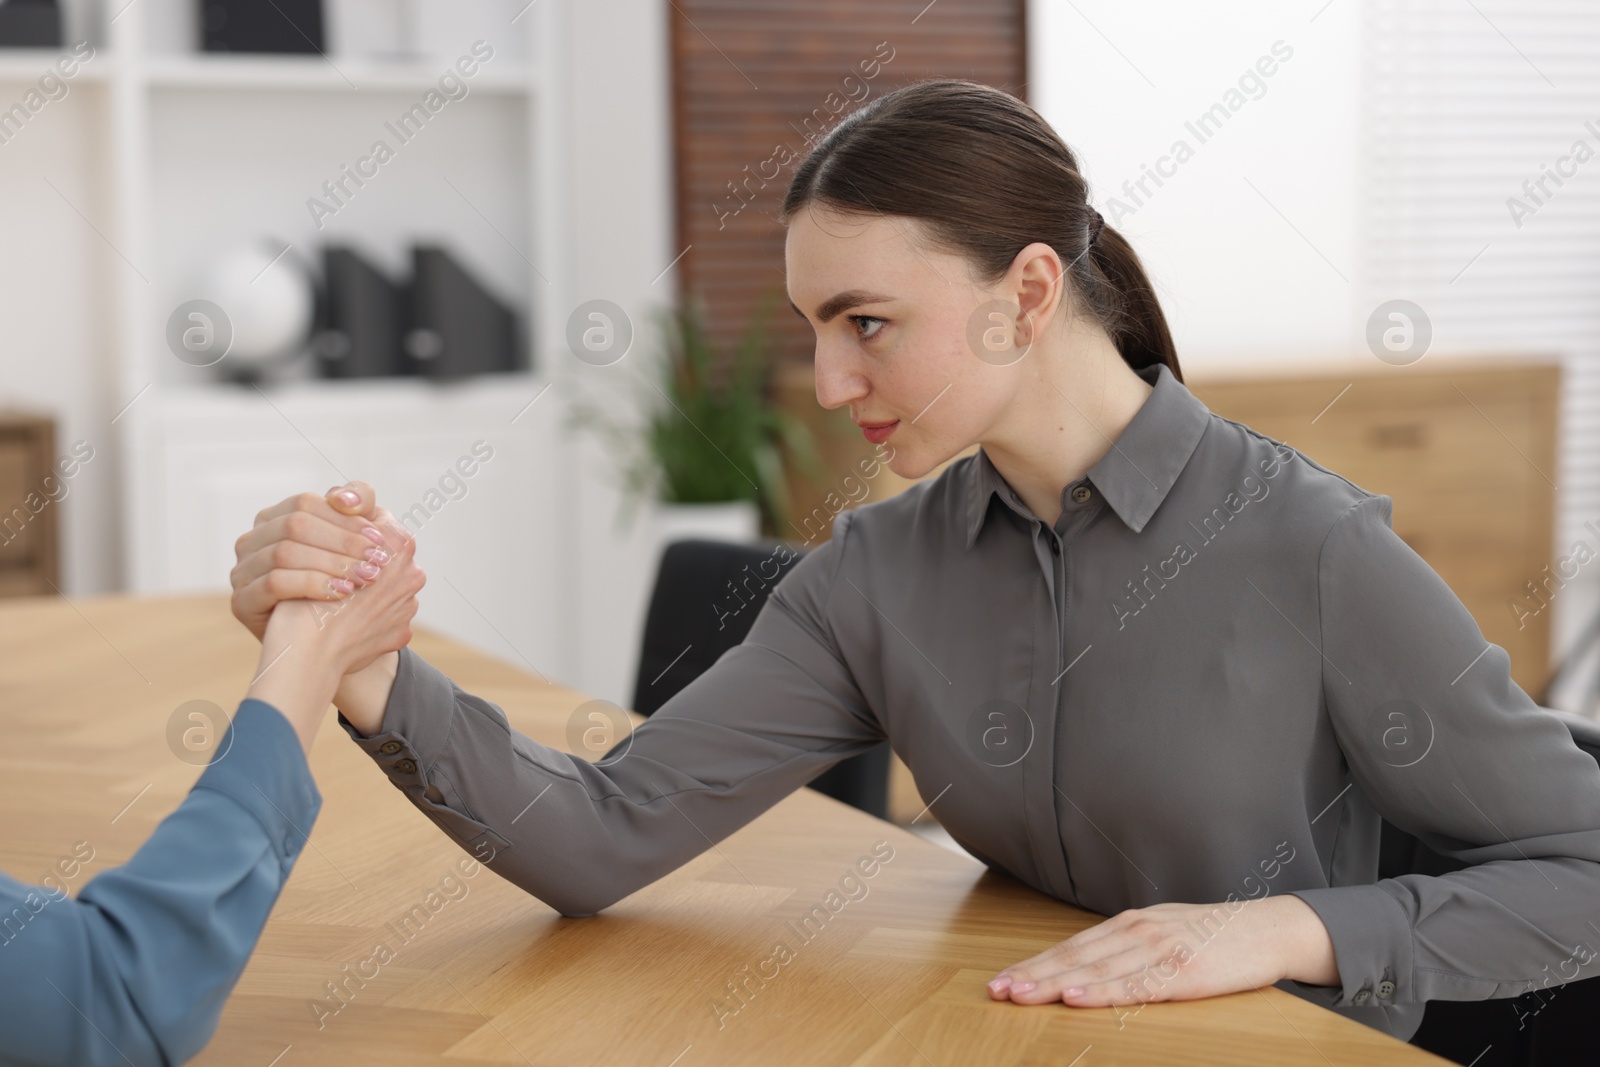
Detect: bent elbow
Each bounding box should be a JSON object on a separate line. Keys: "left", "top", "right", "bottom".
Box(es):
{"left": 546, "top": 886, "right": 624, "bottom": 918}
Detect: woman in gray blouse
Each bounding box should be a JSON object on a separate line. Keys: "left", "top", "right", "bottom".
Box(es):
{"left": 230, "top": 79, "right": 1600, "bottom": 1043}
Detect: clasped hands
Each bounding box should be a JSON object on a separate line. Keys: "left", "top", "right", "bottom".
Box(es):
{"left": 230, "top": 481, "right": 419, "bottom": 736}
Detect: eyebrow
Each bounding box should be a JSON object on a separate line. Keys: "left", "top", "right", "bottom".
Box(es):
{"left": 787, "top": 290, "right": 893, "bottom": 325}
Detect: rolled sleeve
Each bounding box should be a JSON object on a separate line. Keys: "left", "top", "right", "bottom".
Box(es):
{"left": 1299, "top": 494, "right": 1600, "bottom": 1007}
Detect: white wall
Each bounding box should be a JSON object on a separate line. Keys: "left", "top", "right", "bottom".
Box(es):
{"left": 0, "top": 54, "right": 120, "bottom": 596}
{"left": 1030, "top": 0, "right": 1599, "bottom": 706}
{"left": 1029, "top": 0, "right": 1364, "bottom": 369}
{"left": 561, "top": 0, "right": 678, "bottom": 704}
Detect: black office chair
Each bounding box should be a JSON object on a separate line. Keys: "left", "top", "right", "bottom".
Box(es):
{"left": 1386, "top": 708, "right": 1600, "bottom": 1066}
{"left": 631, "top": 538, "right": 893, "bottom": 819}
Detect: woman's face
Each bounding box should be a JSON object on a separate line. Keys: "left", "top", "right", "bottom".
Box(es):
{"left": 785, "top": 204, "right": 1045, "bottom": 480}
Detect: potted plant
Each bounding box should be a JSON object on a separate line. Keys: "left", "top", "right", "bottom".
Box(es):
{"left": 568, "top": 291, "right": 823, "bottom": 543}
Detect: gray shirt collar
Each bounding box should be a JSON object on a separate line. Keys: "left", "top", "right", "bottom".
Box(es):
{"left": 964, "top": 361, "right": 1212, "bottom": 546}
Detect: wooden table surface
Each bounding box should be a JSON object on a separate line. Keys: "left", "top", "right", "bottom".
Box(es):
{"left": 0, "top": 593, "right": 1446, "bottom": 1066}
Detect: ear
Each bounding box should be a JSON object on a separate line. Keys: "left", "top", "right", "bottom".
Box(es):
{"left": 1010, "top": 242, "right": 1068, "bottom": 345}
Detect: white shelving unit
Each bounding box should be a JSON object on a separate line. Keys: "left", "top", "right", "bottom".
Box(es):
{"left": 1, "top": 0, "right": 578, "bottom": 681}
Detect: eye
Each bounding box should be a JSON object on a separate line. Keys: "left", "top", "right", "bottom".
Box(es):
{"left": 848, "top": 314, "right": 886, "bottom": 342}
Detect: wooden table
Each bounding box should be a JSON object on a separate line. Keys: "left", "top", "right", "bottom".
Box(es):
{"left": 0, "top": 593, "right": 1446, "bottom": 1065}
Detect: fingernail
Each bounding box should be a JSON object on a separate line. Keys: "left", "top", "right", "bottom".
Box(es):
{"left": 1063, "top": 987, "right": 1085, "bottom": 999}
{"left": 334, "top": 489, "right": 360, "bottom": 508}
{"left": 364, "top": 547, "right": 390, "bottom": 565}
{"left": 328, "top": 578, "right": 354, "bottom": 595}
{"left": 361, "top": 526, "right": 385, "bottom": 545}
{"left": 1010, "top": 981, "right": 1036, "bottom": 994}
{"left": 987, "top": 976, "right": 1012, "bottom": 994}
{"left": 355, "top": 561, "right": 380, "bottom": 580}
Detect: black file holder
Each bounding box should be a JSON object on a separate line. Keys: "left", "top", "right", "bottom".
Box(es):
{"left": 313, "top": 246, "right": 408, "bottom": 379}
{"left": 403, "top": 245, "right": 520, "bottom": 379}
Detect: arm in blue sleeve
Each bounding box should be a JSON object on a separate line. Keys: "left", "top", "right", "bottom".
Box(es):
{"left": 0, "top": 699, "right": 322, "bottom": 1067}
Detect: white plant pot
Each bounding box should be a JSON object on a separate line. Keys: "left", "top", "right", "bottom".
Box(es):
{"left": 652, "top": 499, "right": 762, "bottom": 547}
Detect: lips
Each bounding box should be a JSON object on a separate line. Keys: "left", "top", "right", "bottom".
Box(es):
{"left": 856, "top": 419, "right": 899, "bottom": 444}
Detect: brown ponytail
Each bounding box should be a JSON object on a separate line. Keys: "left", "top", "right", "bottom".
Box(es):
{"left": 779, "top": 78, "right": 1182, "bottom": 383}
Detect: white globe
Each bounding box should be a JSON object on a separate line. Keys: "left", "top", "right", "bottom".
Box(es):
{"left": 196, "top": 242, "right": 315, "bottom": 369}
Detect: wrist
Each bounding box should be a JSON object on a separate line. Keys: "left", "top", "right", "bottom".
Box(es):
{"left": 335, "top": 651, "right": 400, "bottom": 736}
{"left": 248, "top": 621, "right": 344, "bottom": 752}
{"left": 1273, "top": 893, "right": 1340, "bottom": 987}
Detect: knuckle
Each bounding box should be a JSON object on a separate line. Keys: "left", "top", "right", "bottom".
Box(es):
{"left": 293, "top": 491, "right": 322, "bottom": 512}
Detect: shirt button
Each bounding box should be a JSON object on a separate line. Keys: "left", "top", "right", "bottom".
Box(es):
{"left": 1352, "top": 989, "right": 1372, "bottom": 1006}
{"left": 1376, "top": 980, "right": 1396, "bottom": 999}
{"left": 1049, "top": 538, "right": 1061, "bottom": 556}
{"left": 379, "top": 741, "right": 402, "bottom": 755}
{"left": 1070, "top": 484, "right": 1092, "bottom": 503}
{"left": 395, "top": 758, "right": 418, "bottom": 774}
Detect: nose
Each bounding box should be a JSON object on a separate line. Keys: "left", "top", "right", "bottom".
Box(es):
{"left": 813, "top": 343, "right": 869, "bottom": 412}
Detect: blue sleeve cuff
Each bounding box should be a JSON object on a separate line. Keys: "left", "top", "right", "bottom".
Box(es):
{"left": 192, "top": 699, "right": 322, "bottom": 867}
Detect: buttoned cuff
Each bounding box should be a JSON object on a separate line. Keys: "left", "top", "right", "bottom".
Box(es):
{"left": 1288, "top": 884, "right": 1414, "bottom": 1008}
{"left": 1274, "top": 980, "right": 1425, "bottom": 1044}
{"left": 338, "top": 647, "right": 512, "bottom": 863}
{"left": 191, "top": 698, "right": 322, "bottom": 867}
{"left": 338, "top": 646, "right": 456, "bottom": 775}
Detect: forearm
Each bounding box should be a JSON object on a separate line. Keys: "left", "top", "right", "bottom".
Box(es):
{"left": 1293, "top": 855, "right": 1600, "bottom": 1005}
{"left": 244, "top": 630, "right": 342, "bottom": 752}
{"left": 340, "top": 649, "right": 669, "bottom": 916}
{"left": 345, "top": 646, "right": 881, "bottom": 916}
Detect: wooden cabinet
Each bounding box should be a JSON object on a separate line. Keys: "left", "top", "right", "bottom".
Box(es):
{"left": 1186, "top": 357, "right": 1560, "bottom": 696}
{"left": 0, "top": 412, "right": 59, "bottom": 597}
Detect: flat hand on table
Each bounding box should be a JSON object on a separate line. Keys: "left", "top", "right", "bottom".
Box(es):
{"left": 987, "top": 895, "right": 1338, "bottom": 1008}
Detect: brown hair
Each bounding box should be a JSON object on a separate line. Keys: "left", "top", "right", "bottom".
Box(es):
{"left": 779, "top": 78, "right": 1182, "bottom": 382}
